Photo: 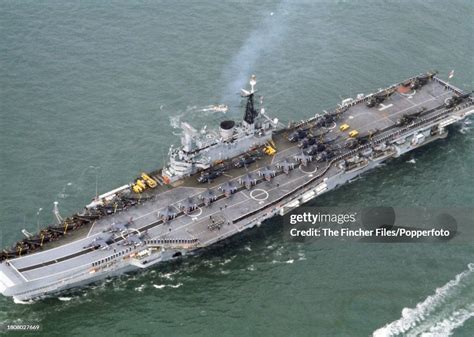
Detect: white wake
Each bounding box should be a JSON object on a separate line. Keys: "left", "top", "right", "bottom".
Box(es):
{"left": 373, "top": 263, "right": 474, "bottom": 337}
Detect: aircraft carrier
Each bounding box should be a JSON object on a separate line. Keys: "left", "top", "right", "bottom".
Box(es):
{"left": 0, "top": 72, "right": 472, "bottom": 302}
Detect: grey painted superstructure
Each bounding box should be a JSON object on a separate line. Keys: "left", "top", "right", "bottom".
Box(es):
{"left": 0, "top": 73, "right": 472, "bottom": 302}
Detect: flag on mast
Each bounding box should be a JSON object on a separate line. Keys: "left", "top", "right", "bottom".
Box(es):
{"left": 448, "top": 70, "right": 454, "bottom": 79}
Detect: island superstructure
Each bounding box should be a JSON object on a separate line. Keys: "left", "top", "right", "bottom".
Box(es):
{"left": 0, "top": 72, "right": 472, "bottom": 302}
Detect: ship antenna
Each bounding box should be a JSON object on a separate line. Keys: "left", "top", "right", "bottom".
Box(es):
{"left": 36, "top": 207, "right": 43, "bottom": 232}
{"left": 53, "top": 201, "right": 63, "bottom": 224}
{"left": 249, "top": 74, "right": 257, "bottom": 94}
{"left": 89, "top": 166, "right": 101, "bottom": 201}
{"left": 242, "top": 75, "right": 259, "bottom": 125}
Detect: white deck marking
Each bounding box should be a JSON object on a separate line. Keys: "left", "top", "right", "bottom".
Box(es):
{"left": 250, "top": 189, "right": 269, "bottom": 201}
{"left": 186, "top": 207, "right": 202, "bottom": 219}
{"left": 239, "top": 191, "right": 251, "bottom": 199}
{"left": 7, "top": 263, "right": 28, "bottom": 282}
{"left": 25, "top": 258, "right": 100, "bottom": 282}
{"left": 299, "top": 165, "right": 318, "bottom": 174}
{"left": 378, "top": 103, "right": 393, "bottom": 111}
{"left": 398, "top": 91, "right": 417, "bottom": 106}
{"left": 87, "top": 220, "right": 97, "bottom": 237}
{"left": 399, "top": 89, "right": 416, "bottom": 97}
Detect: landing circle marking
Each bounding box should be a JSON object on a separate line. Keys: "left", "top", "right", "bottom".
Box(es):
{"left": 187, "top": 207, "right": 202, "bottom": 218}
{"left": 121, "top": 227, "right": 140, "bottom": 240}
{"left": 400, "top": 89, "right": 416, "bottom": 97}
{"left": 250, "top": 189, "right": 269, "bottom": 201}
{"left": 299, "top": 165, "right": 318, "bottom": 174}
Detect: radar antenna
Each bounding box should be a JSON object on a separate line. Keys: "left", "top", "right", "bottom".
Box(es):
{"left": 241, "top": 75, "right": 259, "bottom": 125}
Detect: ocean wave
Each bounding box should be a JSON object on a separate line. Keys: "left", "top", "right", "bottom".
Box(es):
{"left": 134, "top": 284, "right": 146, "bottom": 292}
{"left": 298, "top": 252, "right": 306, "bottom": 261}
{"left": 373, "top": 263, "right": 474, "bottom": 337}
{"left": 159, "top": 270, "right": 180, "bottom": 280}
{"left": 420, "top": 305, "right": 474, "bottom": 337}
{"left": 219, "top": 256, "right": 235, "bottom": 266}
{"left": 169, "top": 283, "right": 183, "bottom": 289}
{"left": 459, "top": 126, "right": 471, "bottom": 135}
{"left": 58, "top": 296, "right": 73, "bottom": 301}
{"left": 152, "top": 283, "right": 182, "bottom": 289}
{"left": 12, "top": 298, "right": 36, "bottom": 305}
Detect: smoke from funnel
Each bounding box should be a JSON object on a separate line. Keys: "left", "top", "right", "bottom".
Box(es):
{"left": 220, "top": 1, "right": 290, "bottom": 107}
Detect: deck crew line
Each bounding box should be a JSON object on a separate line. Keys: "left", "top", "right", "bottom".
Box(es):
{"left": 0, "top": 71, "right": 472, "bottom": 302}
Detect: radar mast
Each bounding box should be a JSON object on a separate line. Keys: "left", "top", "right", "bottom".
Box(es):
{"left": 241, "top": 75, "right": 259, "bottom": 126}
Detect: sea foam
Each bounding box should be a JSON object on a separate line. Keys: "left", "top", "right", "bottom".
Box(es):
{"left": 373, "top": 263, "right": 474, "bottom": 337}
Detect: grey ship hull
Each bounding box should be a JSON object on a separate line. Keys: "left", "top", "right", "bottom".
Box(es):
{"left": 1, "top": 75, "right": 472, "bottom": 302}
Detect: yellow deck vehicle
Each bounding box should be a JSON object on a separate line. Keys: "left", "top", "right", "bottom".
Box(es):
{"left": 349, "top": 130, "right": 359, "bottom": 138}
{"left": 141, "top": 173, "right": 157, "bottom": 188}
{"left": 132, "top": 179, "right": 147, "bottom": 193}
{"left": 136, "top": 179, "right": 146, "bottom": 189}
{"left": 264, "top": 144, "right": 276, "bottom": 155}
{"left": 339, "top": 124, "right": 350, "bottom": 131}
{"left": 132, "top": 184, "right": 143, "bottom": 193}
{"left": 132, "top": 172, "right": 158, "bottom": 193}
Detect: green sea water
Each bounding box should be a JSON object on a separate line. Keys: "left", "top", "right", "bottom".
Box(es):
{"left": 0, "top": 1, "right": 473, "bottom": 336}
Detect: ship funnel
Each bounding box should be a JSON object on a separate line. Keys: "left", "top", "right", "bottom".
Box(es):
{"left": 220, "top": 120, "right": 235, "bottom": 141}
